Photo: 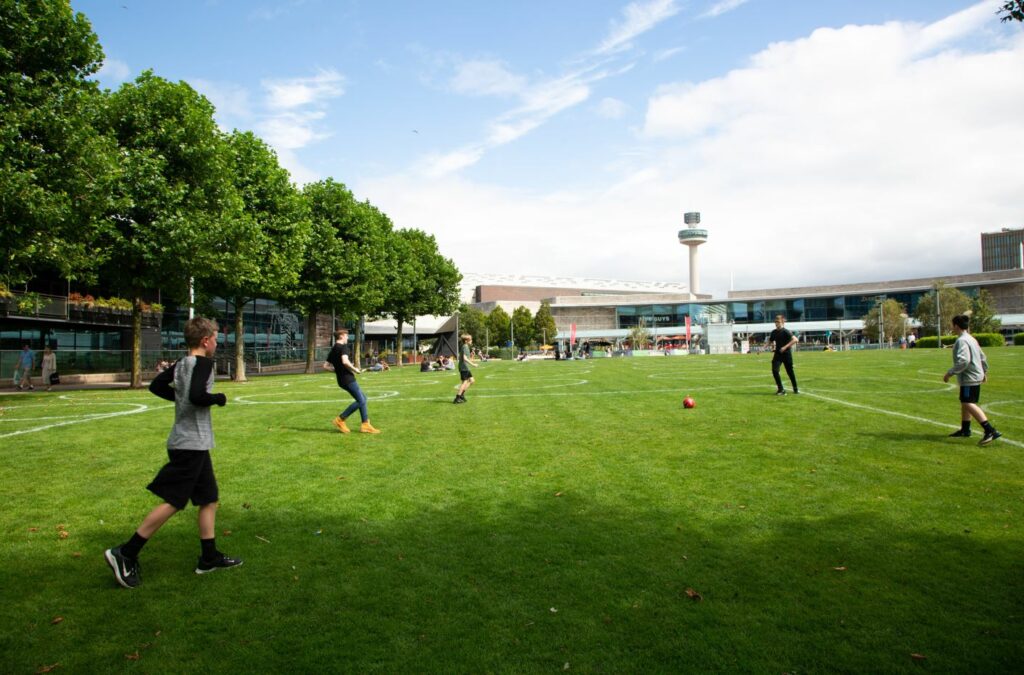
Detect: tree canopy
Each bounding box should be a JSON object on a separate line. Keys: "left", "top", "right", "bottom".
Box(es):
{"left": 0, "top": 0, "right": 117, "bottom": 286}
{"left": 860, "top": 298, "right": 909, "bottom": 343}
{"left": 913, "top": 282, "right": 971, "bottom": 337}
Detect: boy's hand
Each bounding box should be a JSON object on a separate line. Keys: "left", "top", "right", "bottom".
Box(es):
{"left": 215, "top": 393, "right": 227, "bottom": 407}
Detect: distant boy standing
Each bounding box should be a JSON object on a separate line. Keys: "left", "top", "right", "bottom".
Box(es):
{"left": 454, "top": 334, "right": 477, "bottom": 404}
{"left": 324, "top": 328, "right": 380, "bottom": 434}
{"left": 944, "top": 314, "right": 1001, "bottom": 446}
{"left": 768, "top": 315, "right": 799, "bottom": 395}
{"left": 105, "top": 317, "right": 241, "bottom": 589}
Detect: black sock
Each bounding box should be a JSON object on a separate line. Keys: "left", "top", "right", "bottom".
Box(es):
{"left": 201, "top": 538, "right": 218, "bottom": 561}
{"left": 961, "top": 421, "right": 971, "bottom": 433}
{"left": 981, "top": 421, "right": 995, "bottom": 434}
{"left": 121, "top": 532, "right": 148, "bottom": 560}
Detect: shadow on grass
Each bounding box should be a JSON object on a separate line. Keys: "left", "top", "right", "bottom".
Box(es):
{"left": 5, "top": 493, "right": 1022, "bottom": 673}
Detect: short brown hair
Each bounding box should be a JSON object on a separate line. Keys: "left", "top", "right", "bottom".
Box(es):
{"left": 461, "top": 334, "right": 472, "bottom": 342}
{"left": 334, "top": 328, "right": 349, "bottom": 340}
{"left": 184, "top": 317, "right": 218, "bottom": 348}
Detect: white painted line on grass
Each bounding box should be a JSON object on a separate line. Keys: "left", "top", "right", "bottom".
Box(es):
{"left": 802, "top": 391, "right": 1023, "bottom": 449}
{"left": 0, "top": 403, "right": 168, "bottom": 439}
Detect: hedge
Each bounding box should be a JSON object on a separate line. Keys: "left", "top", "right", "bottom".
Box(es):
{"left": 916, "top": 333, "right": 1004, "bottom": 348}
{"left": 1014, "top": 333, "right": 1024, "bottom": 346}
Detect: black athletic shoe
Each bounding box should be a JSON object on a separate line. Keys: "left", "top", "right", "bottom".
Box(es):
{"left": 948, "top": 429, "right": 971, "bottom": 438}
{"left": 978, "top": 431, "right": 1002, "bottom": 447}
{"left": 195, "top": 554, "right": 243, "bottom": 575}
{"left": 105, "top": 547, "right": 141, "bottom": 589}
{"left": 775, "top": 390, "right": 786, "bottom": 396}
{"left": 453, "top": 396, "right": 465, "bottom": 404}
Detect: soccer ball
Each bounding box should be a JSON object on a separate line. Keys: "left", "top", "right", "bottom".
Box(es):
{"left": 683, "top": 396, "right": 696, "bottom": 409}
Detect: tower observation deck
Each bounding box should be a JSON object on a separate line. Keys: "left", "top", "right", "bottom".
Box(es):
{"left": 678, "top": 212, "right": 707, "bottom": 296}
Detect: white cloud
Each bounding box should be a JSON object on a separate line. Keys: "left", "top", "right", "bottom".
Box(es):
{"left": 699, "top": 0, "right": 750, "bottom": 19}
{"left": 450, "top": 60, "right": 527, "bottom": 97}
{"left": 262, "top": 69, "right": 346, "bottom": 109}
{"left": 653, "top": 46, "right": 685, "bottom": 62}
{"left": 97, "top": 58, "right": 130, "bottom": 83}
{"left": 191, "top": 79, "right": 253, "bottom": 122}
{"left": 362, "top": 5, "right": 1024, "bottom": 294}
{"left": 597, "top": 0, "right": 681, "bottom": 55}
{"left": 596, "top": 97, "right": 630, "bottom": 119}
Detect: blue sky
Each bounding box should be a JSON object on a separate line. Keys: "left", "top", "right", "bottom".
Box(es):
{"left": 74, "top": 0, "right": 1023, "bottom": 295}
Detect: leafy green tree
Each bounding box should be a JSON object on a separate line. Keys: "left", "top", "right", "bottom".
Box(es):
{"left": 628, "top": 317, "right": 651, "bottom": 349}
{"left": 998, "top": 1, "right": 1024, "bottom": 22}
{"left": 860, "top": 298, "right": 909, "bottom": 344}
{"left": 457, "top": 304, "right": 487, "bottom": 346}
{"left": 913, "top": 282, "right": 971, "bottom": 337}
{"left": 0, "top": 0, "right": 118, "bottom": 286}
{"left": 207, "top": 130, "right": 310, "bottom": 381}
{"left": 511, "top": 306, "right": 534, "bottom": 349}
{"left": 379, "top": 228, "right": 461, "bottom": 366}
{"left": 100, "top": 71, "right": 239, "bottom": 387}
{"left": 487, "top": 306, "right": 511, "bottom": 348}
{"left": 533, "top": 301, "right": 558, "bottom": 346}
{"left": 292, "top": 181, "right": 390, "bottom": 372}
{"left": 969, "top": 289, "right": 1002, "bottom": 334}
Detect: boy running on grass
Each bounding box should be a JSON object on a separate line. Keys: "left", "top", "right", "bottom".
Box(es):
{"left": 324, "top": 328, "right": 380, "bottom": 434}
{"left": 454, "top": 334, "right": 477, "bottom": 404}
{"left": 105, "top": 317, "right": 241, "bottom": 589}
{"left": 943, "top": 314, "right": 1001, "bottom": 446}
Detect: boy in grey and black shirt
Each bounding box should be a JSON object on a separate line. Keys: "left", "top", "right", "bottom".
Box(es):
{"left": 104, "top": 317, "right": 242, "bottom": 589}
{"left": 943, "top": 314, "right": 1001, "bottom": 446}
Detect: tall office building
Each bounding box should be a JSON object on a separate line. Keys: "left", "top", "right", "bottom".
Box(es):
{"left": 982, "top": 228, "right": 1024, "bottom": 271}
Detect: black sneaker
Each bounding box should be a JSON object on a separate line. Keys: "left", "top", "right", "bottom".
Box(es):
{"left": 105, "top": 547, "right": 141, "bottom": 589}
{"left": 978, "top": 431, "right": 1002, "bottom": 447}
{"left": 776, "top": 390, "right": 786, "bottom": 396}
{"left": 948, "top": 429, "right": 971, "bottom": 438}
{"left": 195, "top": 554, "right": 243, "bottom": 575}
{"left": 453, "top": 395, "right": 465, "bottom": 404}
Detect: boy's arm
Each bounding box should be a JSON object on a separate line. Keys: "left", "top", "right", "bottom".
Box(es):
{"left": 946, "top": 340, "right": 970, "bottom": 376}
{"left": 188, "top": 357, "right": 227, "bottom": 407}
{"left": 341, "top": 354, "right": 362, "bottom": 374}
{"left": 149, "top": 361, "right": 177, "bottom": 401}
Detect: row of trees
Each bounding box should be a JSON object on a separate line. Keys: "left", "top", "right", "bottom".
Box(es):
{"left": 2, "top": 2, "right": 461, "bottom": 386}
{"left": 457, "top": 301, "right": 559, "bottom": 351}
{"left": 860, "top": 283, "right": 1001, "bottom": 342}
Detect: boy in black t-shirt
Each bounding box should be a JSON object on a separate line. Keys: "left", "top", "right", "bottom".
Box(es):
{"left": 768, "top": 314, "right": 799, "bottom": 395}
{"left": 324, "top": 328, "right": 380, "bottom": 434}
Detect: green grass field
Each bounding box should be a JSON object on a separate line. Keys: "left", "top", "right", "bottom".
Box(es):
{"left": 2, "top": 349, "right": 1022, "bottom": 673}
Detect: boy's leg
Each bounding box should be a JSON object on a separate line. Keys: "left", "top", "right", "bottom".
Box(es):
{"left": 771, "top": 359, "right": 785, "bottom": 393}
{"left": 105, "top": 503, "right": 178, "bottom": 589}
{"left": 783, "top": 355, "right": 798, "bottom": 393}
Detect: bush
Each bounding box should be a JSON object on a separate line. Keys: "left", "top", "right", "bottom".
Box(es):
{"left": 1015, "top": 333, "right": 1024, "bottom": 346}
{"left": 918, "top": 333, "right": 1004, "bottom": 348}
{"left": 974, "top": 333, "right": 1005, "bottom": 347}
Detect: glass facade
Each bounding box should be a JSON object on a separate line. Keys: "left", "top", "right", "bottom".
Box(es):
{"left": 981, "top": 229, "right": 1024, "bottom": 272}
{"left": 613, "top": 288, "right": 982, "bottom": 330}
{"left": 160, "top": 298, "right": 306, "bottom": 355}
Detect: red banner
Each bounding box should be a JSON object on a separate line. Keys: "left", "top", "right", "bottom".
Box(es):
{"left": 570, "top": 323, "right": 576, "bottom": 345}
{"left": 685, "top": 316, "right": 691, "bottom": 344}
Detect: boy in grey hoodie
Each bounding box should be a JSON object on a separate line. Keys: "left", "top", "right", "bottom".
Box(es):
{"left": 943, "top": 314, "right": 1001, "bottom": 446}
{"left": 104, "top": 317, "right": 241, "bottom": 589}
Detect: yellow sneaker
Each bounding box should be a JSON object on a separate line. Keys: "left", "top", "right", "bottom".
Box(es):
{"left": 332, "top": 417, "right": 350, "bottom": 434}
{"left": 360, "top": 421, "right": 381, "bottom": 434}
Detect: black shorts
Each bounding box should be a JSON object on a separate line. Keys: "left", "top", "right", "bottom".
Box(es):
{"left": 459, "top": 368, "right": 473, "bottom": 381}
{"left": 958, "top": 385, "right": 981, "bottom": 404}
{"left": 146, "top": 449, "right": 219, "bottom": 510}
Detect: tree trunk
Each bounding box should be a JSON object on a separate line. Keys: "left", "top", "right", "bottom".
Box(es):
{"left": 354, "top": 318, "right": 363, "bottom": 368}
{"left": 131, "top": 294, "right": 143, "bottom": 388}
{"left": 395, "top": 318, "right": 404, "bottom": 367}
{"left": 234, "top": 296, "right": 247, "bottom": 382}
{"left": 305, "top": 311, "right": 318, "bottom": 374}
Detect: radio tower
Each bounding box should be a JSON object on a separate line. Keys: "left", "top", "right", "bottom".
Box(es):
{"left": 678, "top": 212, "right": 707, "bottom": 298}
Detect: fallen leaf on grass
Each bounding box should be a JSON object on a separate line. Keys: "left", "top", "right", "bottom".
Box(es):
{"left": 554, "top": 492, "right": 564, "bottom": 497}
{"left": 28, "top": 527, "right": 39, "bottom": 532}
{"left": 125, "top": 651, "right": 140, "bottom": 661}
{"left": 256, "top": 535, "right": 271, "bottom": 543}
{"left": 832, "top": 566, "right": 847, "bottom": 571}
{"left": 71, "top": 552, "right": 81, "bottom": 558}
{"left": 337, "top": 476, "right": 347, "bottom": 480}
{"left": 242, "top": 503, "right": 252, "bottom": 510}
{"left": 550, "top": 607, "right": 558, "bottom": 613}
{"left": 35, "top": 664, "right": 60, "bottom": 673}
{"left": 50, "top": 617, "right": 64, "bottom": 625}
{"left": 910, "top": 653, "right": 927, "bottom": 661}
{"left": 222, "top": 530, "right": 232, "bottom": 536}
{"left": 58, "top": 531, "right": 69, "bottom": 539}
{"left": 683, "top": 588, "right": 703, "bottom": 601}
